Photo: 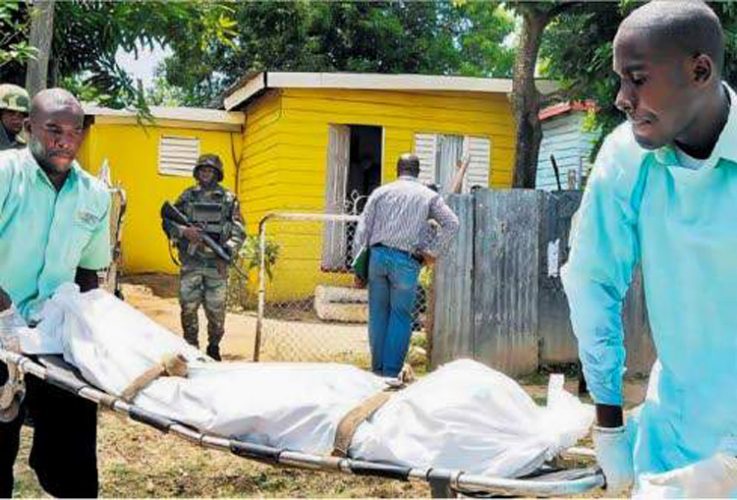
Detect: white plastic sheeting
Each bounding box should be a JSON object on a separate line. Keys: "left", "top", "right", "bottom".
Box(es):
{"left": 16, "top": 284, "right": 594, "bottom": 478}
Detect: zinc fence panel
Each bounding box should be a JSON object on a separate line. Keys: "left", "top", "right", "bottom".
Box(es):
{"left": 473, "top": 189, "right": 541, "bottom": 376}
{"left": 430, "top": 195, "right": 475, "bottom": 367}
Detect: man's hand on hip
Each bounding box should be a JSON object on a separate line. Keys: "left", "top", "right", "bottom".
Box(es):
{"left": 419, "top": 251, "right": 436, "bottom": 267}
{"left": 0, "top": 287, "right": 11, "bottom": 312}
{"left": 354, "top": 276, "right": 367, "bottom": 289}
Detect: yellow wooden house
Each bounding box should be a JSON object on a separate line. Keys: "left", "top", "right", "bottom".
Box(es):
{"left": 78, "top": 106, "right": 244, "bottom": 275}
{"left": 81, "top": 72, "right": 539, "bottom": 302}
{"left": 223, "top": 72, "right": 527, "bottom": 301}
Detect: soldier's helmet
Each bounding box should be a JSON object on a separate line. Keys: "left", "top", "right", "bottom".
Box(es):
{"left": 0, "top": 84, "right": 30, "bottom": 114}
{"left": 193, "top": 153, "right": 224, "bottom": 182}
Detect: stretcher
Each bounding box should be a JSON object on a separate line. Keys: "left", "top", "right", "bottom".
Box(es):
{"left": 0, "top": 347, "right": 604, "bottom": 497}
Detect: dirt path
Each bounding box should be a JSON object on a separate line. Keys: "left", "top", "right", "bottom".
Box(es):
{"left": 123, "top": 274, "right": 259, "bottom": 360}
{"left": 122, "top": 274, "right": 371, "bottom": 363}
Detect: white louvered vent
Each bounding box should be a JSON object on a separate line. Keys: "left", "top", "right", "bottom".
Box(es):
{"left": 158, "top": 136, "right": 201, "bottom": 176}
{"left": 464, "top": 136, "right": 491, "bottom": 190}
{"left": 413, "top": 133, "right": 437, "bottom": 185}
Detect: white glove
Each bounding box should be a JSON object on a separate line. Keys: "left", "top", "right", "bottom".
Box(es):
{"left": 593, "top": 425, "right": 635, "bottom": 496}
{"left": 641, "top": 453, "right": 737, "bottom": 498}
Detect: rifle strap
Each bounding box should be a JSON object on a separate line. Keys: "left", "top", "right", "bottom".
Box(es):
{"left": 167, "top": 239, "right": 182, "bottom": 268}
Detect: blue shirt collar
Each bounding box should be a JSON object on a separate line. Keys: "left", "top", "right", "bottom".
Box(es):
{"left": 24, "top": 148, "right": 80, "bottom": 188}
{"left": 654, "top": 83, "right": 737, "bottom": 167}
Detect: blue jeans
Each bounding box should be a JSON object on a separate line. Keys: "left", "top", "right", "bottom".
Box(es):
{"left": 367, "top": 246, "right": 421, "bottom": 377}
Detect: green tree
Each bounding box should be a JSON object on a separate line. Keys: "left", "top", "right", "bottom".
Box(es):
{"left": 455, "top": 2, "right": 516, "bottom": 78}
{"left": 162, "top": 1, "right": 516, "bottom": 107}
{"left": 0, "top": 2, "right": 37, "bottom": 84}
{"left": 51, "top": 1, "right": 235, "bottom": 109}
{"left": 539, "top": 2, "right": 631, "bottom": 155}
{"left": 2, "top": 2, "right": 236, "bottom": 109}
{"left": 506, "top": 1, "right": 584, "bottom": 188}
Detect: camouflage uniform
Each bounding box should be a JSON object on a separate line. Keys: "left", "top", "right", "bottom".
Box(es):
{"left": 0, "top": 84, "right": 29, "bottom": 151}
{"left": 162, "top": 155, "right": 245, "bottom": 358}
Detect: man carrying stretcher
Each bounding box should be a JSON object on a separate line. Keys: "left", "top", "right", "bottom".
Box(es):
{"left": 563, "top": 0, "right": 737, "bottom": 495}
{"left": 0, "top": 89, "right": 110, "bottom": 497}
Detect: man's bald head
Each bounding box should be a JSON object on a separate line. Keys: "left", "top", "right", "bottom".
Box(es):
{"left": 397, "top": 153, "right": 420, "bottom": 177}
{"left": 29, "top": 88, "right": 84, "bottom": 124}
{"left": 25, "top": 88, "right": 86, "bottom": 177}
{"left": 612, "top": 1, "right": 728, "bottom": 152}
{"left": 617, "top": 1, "right": 724, "bottom": 75}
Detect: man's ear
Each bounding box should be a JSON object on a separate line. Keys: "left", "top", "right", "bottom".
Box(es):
{"left": 692, "top": 54, "right": 714, "bottom": 86}
{"left": 23, "top": 117, "right": 31, "bottom": 135}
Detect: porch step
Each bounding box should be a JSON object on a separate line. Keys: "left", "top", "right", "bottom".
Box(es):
{"left": 314, "top": 285, "right": 368, "bottom": 323}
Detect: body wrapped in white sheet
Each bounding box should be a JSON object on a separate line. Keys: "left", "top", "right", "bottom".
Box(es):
{"left": 15, "top": 285, "right": 594, "bottom": 478}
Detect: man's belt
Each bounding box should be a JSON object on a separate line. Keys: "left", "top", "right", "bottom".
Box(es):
{"left": 372, "top": 243, "right": 424, "bottom": 265}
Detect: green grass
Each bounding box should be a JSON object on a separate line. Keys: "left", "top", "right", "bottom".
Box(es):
{"left": 12, "top": 412, "right": 430, "bottom": 498}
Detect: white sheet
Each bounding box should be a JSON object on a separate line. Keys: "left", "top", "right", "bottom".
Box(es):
{"left": 10, "top": 284, "right": 594, "bottom": 478}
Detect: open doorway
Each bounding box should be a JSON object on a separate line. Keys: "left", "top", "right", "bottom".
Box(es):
{"left": 323, "top": 124, "right": 383, "bottom": 271}
{"left": 346, "top": 126, "right": 382, "bottom": 214}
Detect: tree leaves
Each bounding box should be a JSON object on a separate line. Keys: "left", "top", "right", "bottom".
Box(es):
{"left": 50, "top": 1, "right": 236, "bottom": 110}
{"left": 161, "top": 1, "right": 516, "bottom": 107}
{"left": 0, "top": 2, "right": 36, "bottom": 78}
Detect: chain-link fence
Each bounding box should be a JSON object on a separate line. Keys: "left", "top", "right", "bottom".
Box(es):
{"left": 252, "top": 212, "right": 432, "bottom": 368}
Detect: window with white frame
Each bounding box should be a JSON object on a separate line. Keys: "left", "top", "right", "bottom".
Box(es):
{"left": 414, "top": 133, "right": 491, "bottom": 193}
{"left": 158, "top": 136, "right": 201, "bottom": 176}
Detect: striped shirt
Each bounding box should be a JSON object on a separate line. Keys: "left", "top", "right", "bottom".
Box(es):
{"left": 354, "top": 176, "right": 460, "bottom": 257}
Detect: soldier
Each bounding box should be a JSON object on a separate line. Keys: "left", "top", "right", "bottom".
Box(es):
{"left": 162, "top": 154, "right": 245, "bottom": 361}
{"left": 0, "top": 84, "right": 30, "bottom": 151}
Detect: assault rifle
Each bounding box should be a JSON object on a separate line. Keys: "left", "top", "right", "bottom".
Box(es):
{"left": 161, "top": 201, "right": 232, "bottom": 263}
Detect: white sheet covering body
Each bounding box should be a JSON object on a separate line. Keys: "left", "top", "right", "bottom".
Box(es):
{"left": 19, "top": 285, "right": 594, "bottom": 478}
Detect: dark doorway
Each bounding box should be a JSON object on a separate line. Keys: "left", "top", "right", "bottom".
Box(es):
{"left": 344, "top": 126, "right": 382, "bottom": 268}
{"left": 346, "top": 125, "right": 382, "bottom": 214}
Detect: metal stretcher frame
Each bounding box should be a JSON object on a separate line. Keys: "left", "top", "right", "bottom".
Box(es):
{"left": 0, "top": 348, "right": 605, "bottom": 497}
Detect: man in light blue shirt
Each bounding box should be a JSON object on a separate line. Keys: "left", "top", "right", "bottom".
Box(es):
{"left": 0, "top": 89, "right": 110, "bottom": 497}
{"left": 562, "top": 1, "right": 737, "bottom": 496}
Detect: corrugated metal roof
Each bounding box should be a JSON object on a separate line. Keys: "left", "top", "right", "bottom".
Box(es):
{"left": 539, "top": 100, "right": 597, "bottom": 121}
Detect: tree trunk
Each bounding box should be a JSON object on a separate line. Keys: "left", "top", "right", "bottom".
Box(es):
{"left": 511, "top": 8, "right": 549, "bottom": 189}
{"left": 25, "top": 0, "right": 55, "bottom": 96}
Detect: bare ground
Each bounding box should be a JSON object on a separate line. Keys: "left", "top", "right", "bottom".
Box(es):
{"left": 11, "top": 273, "right": 648, "bottom": 497}
{"left": 122, "top": 273, "right": 371, "bottom": 363}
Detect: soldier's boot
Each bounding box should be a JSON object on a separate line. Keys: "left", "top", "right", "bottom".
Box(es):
{"left": 180, "top": 305, "right": 200, "bottom": 349}
{"left": 206, "top": 344, "right": 221, "bottom": 362}
{"left": 204, "top": 293, "right": 226, "bottom": 362}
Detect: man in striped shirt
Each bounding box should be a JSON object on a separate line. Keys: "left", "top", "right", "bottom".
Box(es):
{"left": 355, "top": 153, "right": 459, "bottom": 377}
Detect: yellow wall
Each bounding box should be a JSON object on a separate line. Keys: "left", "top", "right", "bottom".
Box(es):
{"left": 239, "top": 87, "right": 515, "bottom": 302}
{"left": 80, "top": 122, "right": 242, "bottom": 274}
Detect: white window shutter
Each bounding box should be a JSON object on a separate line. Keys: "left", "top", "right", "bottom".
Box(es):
{"left": 158, "top": 136, "right": 201, "bottom": 176}
{"left": 414, "top": 133, "right": 437, "bottom": 185}
{"left": 463, "top": 136, "right": 491, "bottom": 191}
